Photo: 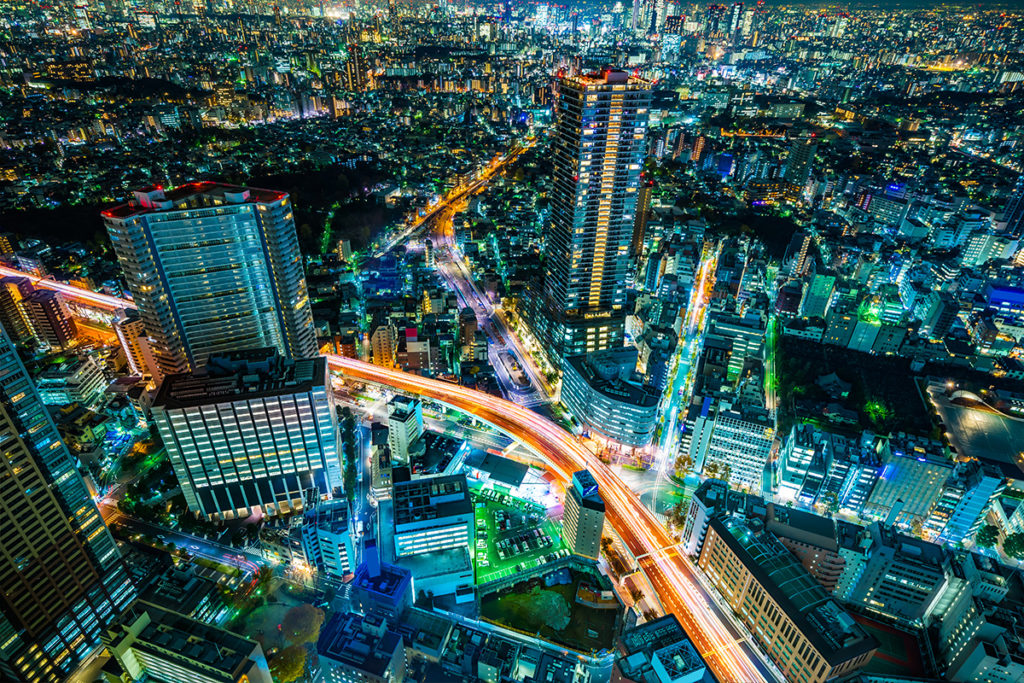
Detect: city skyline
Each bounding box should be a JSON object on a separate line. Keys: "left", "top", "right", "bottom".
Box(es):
{"left": 1, "top": 2, "right": 1023, "bottom": 683}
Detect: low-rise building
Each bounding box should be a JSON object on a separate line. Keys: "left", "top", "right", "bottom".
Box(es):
{"left": 560, "top": 347, "right": 660, "bottom": 448}
{"left": 101, "top": 601, "right": 272, "bottom": 683}
{"left": 317, "top": 612, "right": 406, "bottom": 683}
{"left": 36, "top": 354, "right": 108, "bottom": 407}
{"left": 614, "top": 614, "right": 708, "bottom": 683}
{"left": 351, "top": 541, "right": 413, "bottom": 619}
{"left": 394, "top": 547, "right": 475, "bottom": 603}
{"left": 392, "top": 473, "right": 473, "bottom": 558}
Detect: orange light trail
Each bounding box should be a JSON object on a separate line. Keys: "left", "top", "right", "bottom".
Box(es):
{"left": 0, "top": 261, "right": 773, "bottom": 682}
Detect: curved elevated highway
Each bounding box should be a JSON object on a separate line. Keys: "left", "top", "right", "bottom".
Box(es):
{"left": 326, "top": 355, "right": 777, "bottom": 683}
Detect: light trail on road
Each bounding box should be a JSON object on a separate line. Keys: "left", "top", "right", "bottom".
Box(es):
{"left": 326, "top": 354, "right": 775, "bottom": 683}
{"left": 373, "top": 140, "right": 532, "bottom": 257}
{"left": 0, "top": 264, "right": 132, "bottom": 311}
{"left": 0, "top": 233, "right": 774, "bottom": 681}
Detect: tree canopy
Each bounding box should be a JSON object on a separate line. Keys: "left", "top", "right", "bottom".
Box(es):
{"left": 269, "top": 644, "right": 306, "bottom": 683}
{"left": 281, "top": 604, "right": 325, "bottom": 646}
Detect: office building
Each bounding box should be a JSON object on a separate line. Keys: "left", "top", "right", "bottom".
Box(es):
{"left": 919, "top": 291, "right": 958, "bottom": 340}
{"left": 704, "top": 312, "right": 765, "bottom": 382}
{"left": 0, "top": 328, "right": 134, "bottom": 683}
{"left": 387, "top": 396, "right": 423, "bottom": 464}
{"left": 1004, "top": 174, "right": 1024, "bottom": 237}
{"left": 536, "top": 69, "right": 651, "bottom": 361}
{"left": 838, "top": 522, "right": 952, "bottom": 626}
{"left": 103, "top": 182, "right": 317, "bottom": 381}
{"left": 138, "top": 564, "right": 225, "bottom": 625}
{"left": 682, "top": 481, "right": 844, "bottom": 591}
{"left": 776, "top": 424, "right": 883, "bottom": 515}
{"left": 113, "top": 308, "right": 157, "bottom": 378}
{"left": 699, "top": 517, "right": 877, "bottom": 683}
{"left": 681, "top": 479, "right": 759, "bottom": 557}
{"left": 560, "top": 347, "right": 660, "bottom": 448}
{"left": 22, "top": 289, "right": 77, "bottom": 349}
{"left": 392, "top": 473, "right": 473, "bottom": 558}
{"left": 934, "top": 554, "right": 1024, "bottom": 682}
{"left": 394, "top": 546, "right": 475, "bottom": 603}
{"left": 927, "top": 461, "right": 1005, "bottom": 545}
{"left": 102, "top": 601, "right": 272, "bottom": 683}
{"left": 863, "top": 445, "right": 952, "bottom": 526}
{"left": 563, "top": 470, "right": 606, "bottom": 560}
{"left": 351, "top": 542, "right": 413, "bottom": 619}
{"left": 36, "top": 354, "right": 109, "bottom": 407}
{"left": 800, "top": 273, "right": 836, "bottom": 319}
{"left": 317, "top": 613, "right": 406, "bottom": 683}
{"left": 614, "top": 614, "right": 707, "bottom": 683}
{"left": 688, "top": 400, "right": 775, "bottom": 494}
{"left": 151, "top": 348, "right": 342, "bottom": 520}
{"left": 301, "top": 498, "right": 357, "bottom": 579}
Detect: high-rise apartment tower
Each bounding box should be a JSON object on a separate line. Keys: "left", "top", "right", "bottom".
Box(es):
{"left": 0, "top": 326, "right": 134, "bottom": 682}
{"left": 103, "top": 182, "right": 317, "bottom": 382}
{"left": 540, "top": 69, "right": 650, "bottom": 361}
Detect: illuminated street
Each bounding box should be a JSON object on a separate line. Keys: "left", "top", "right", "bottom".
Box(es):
{"left": 326, "top": 354, "right": 780, "bottom": 683}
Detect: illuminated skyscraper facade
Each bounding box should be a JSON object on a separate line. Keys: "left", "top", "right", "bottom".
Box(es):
{"left": 151, "top": 349, "right": 342, "bottom": 520}
{"left": 103, "top": 182, "right": 317, "bottom": 382}
{"left": 539, "top": 69, "right": 650, "bottom": 362}
{"left": 0, "top": 326, "right": 134, "bottom": 683}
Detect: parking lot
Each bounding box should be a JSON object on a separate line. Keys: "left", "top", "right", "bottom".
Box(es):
{"left": 471, "top": 487, "right": 566, "bottom": 584}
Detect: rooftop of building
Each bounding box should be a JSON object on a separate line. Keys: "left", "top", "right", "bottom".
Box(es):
{"left": 393, "top": 473, "right": 472, "bottom": 526}
{"left": 352, "top": 559, "right": 413, "bottom": 605}
{"left": 102, "top": 181, "right": 287, "bottom": 220}
{"left": 693, "top": 478, "right": 768, "bottom": 518}
{"left": 109, "top": 600, "right": 261, "bottom": 676}
{"left": 388, "top": 396, "right": 421, "bottom": 422}
{"left": 138, "top": 565, "right": 221, "bottom": 618}
{"left": 710, "top": 517, "right": 877, "bottom": 667}
{"left": 619, "top": 614, "right": 688, "bottom": 656}
{"left": 560, "top": 68, "right": 650, "bottom": 89}
{"left": 317, "top": 612, "right": 403, "bottom": 676}
{"left": 464, "top": 450, "right": 528, "bottom": 488}
{"left": 871, "top": 523, "right": 950, "bottom": 568}
{"left": 152, "top": 348, "right": 326, "bottom": 409}
{"left": 394, "top": 546, "right": 473, "bottom": 581}
{"left": 767, "top": 504, "right": 839, "bottom": 551}
{"left": 308, "top": 499, "right": 349, "bottom": 535}
{"left": 563, "top": 348, "right": 659, "bottom": 408}
{"left": 23, "top": 288, "right": 59, "bottom": 303}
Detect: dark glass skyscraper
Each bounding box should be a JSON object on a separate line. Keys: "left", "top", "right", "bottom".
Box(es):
{"left": 1004, "top": 174, "right": 1024, "bottom": 237}
{"left": 0, "top": 326, "right": 134, "bottom": 683}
